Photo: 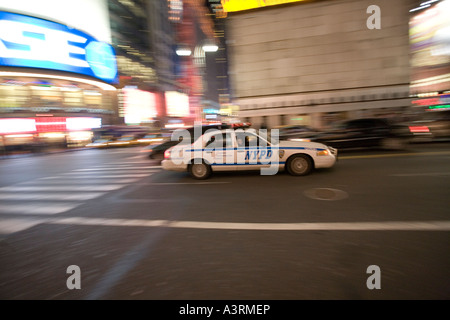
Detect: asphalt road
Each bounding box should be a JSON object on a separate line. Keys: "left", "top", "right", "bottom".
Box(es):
{"left": 0, "top": 143, "right": 449, "bottom": 301}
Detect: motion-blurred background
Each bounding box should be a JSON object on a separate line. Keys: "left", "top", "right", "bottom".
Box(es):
{"left": 0, "top": 0, "right": 449, "bottom": 155}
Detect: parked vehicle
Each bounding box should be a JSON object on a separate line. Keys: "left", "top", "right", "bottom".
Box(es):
{"left": 305, "top": 118, "right": 413, "bottom": 150}
{"left": 408, "top": 110, "right": 450, "bottom": 142}
{"left": 276, "top": 125, "right": 320, "bottom": 141}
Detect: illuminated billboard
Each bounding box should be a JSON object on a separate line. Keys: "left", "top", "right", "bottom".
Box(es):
{"left": 221, "top": 0, "right": 305, "bottom": 13}
{"left": 0, "top": 11, "right": 118, "bottom": 84}
{"left": 0, "top": 0, "right": 112, "bottom": 43}
{"left": 0, "top": 118, "right": 36, "bottom": 134}
{"left": 123, "top": 87, "right": 157, "bottom": 125}
{"left": 409, "top": 0, "right": 450, "bottom": 68}
{"left": 165, "top": 91, "right": 190, "bottom": 117}
{"left": 409, "top": 0, "right": 450, "bottom": 93}
{"left": 0, "top": 117, "right": 101, "bottom": 134}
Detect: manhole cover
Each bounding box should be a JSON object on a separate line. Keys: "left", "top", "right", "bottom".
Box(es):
{"left": 304, "top": 188, "right": 348, "bottom": 201}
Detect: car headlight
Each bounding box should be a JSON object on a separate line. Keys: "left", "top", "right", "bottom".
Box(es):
{"left": 316, "top": 149, "right": 330, "bottom": 156}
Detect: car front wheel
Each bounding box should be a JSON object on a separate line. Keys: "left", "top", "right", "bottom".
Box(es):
{"left": 189, "top": 160, "right": 212, "bottom": 180}
{"left": 286, "top": 154, "right": 313, "bottom": 176}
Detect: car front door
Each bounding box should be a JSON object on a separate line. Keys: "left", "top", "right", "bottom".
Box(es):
{"left": 203, "top": 131, "right": 236, "bottom": 171}
{"left": 235, "top": 130, "right": 276, "bottom": 171}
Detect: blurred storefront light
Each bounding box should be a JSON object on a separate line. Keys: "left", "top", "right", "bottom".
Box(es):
{"left": 66, "top": 117, "right": 102, "bottom": 131}
{"left": 122, "top": 87, "right": 157, "bottom": 125}
{"left": 176, "top": 44, "right": 192, "bottom": 56}
{"left": 0, "top": 71, "right": 117, "bottom": 91}
{"left": 165, "top": 91, "right": 190, "bottom": 117}
{"left": 0, "top": 118, "right": 36, "bottom": 134}
{"left": 202, "top": 40, "right": 219, "bottom": 53}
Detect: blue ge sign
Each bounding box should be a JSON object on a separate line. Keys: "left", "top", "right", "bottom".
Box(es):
{"left": 0, "top": 11, "right": 118, "bottom": 84}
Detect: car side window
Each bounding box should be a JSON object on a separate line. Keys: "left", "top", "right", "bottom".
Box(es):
{"left": 224, "top": 133, "right": 234, "bottom": 149}
{"left": 205, "top": 135, "right": 222, "bottom": 149}
{"left": 205, "top": 133, "right": 234, "bottom": 149}
{"left": 236, "top": 135, "right": 246, "bottom": 148}
{"left": 246, "top": 134, "right": 258, "bottom": 147}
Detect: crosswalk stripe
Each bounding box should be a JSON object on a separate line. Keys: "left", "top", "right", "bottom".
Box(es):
{"left": 108, "top": 161, "right": 154, "bottom": 165}
{"left": 0, "top": 217, "right": 50, "bottom": 234}
{"left": 0, "top": 165, "right": 161, "bottom": 236}
{"left": 73, "top": 167, "right": 160, "bottom": 171}
{"left": 95, "top": 164, "right": 154, "bottom": 167}
{"left": 0, "top": 203, "right": 81, "bottom": 214}
{"left": 0, "top": 192, "right": 106, "bottom": 201}
{"left": 19, "top": 178, "right": 142, "bottom": 184}
{"left": 0, "top": 185, "right": 126, "bottom": 192}
{"left": 63, "top": 172, "right": 152, "bottom": 176}
{"left": 46, "top": 174, "right": 150, "bottom": 178}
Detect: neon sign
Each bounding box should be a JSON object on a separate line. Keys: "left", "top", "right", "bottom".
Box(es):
{"left": 0, "top": 11, "right": 118, "bottom": 84}
{"left": 221, "top": 0, "right": 305, "bottom": 13}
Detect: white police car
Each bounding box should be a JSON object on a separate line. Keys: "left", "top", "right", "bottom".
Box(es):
{"left": 161, "top": 128, "right": 337, "bottom": 179}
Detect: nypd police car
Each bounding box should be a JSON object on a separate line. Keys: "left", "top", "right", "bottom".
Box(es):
{"left": 161, "top": 127, "right": 338, "bottom": 179}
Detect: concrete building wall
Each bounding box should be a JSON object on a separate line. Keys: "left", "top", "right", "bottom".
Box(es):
{"left": 225, "top": 0, "right": 416, "bottom": 129}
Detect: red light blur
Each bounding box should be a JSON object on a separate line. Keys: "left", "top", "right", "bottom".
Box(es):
{"left": 164, "top": 149, "right": 171, "bottom": 159}
{"left": 409, "top": 126, "right": 430, "bottom": 133}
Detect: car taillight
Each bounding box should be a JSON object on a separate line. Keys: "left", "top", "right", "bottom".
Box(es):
{"left": 409, "top": 126, "right": 430, "bottom": 133}
{"left": 164, "top": 149, "right": 171, "bottom": 159}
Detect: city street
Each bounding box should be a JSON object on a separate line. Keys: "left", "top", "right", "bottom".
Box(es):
{"left": 0, "top": 142, "right": 449, "bottom": 300}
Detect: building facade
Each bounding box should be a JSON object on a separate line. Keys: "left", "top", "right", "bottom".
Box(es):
{"left": 224, "top": 0, "right": 417, "bottom": 129}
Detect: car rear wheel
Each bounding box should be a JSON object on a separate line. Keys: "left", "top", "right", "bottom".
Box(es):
{"left": 286, "top": 154, "right": 313, "bottom": 176}
{"left": 189, "top": 160, "right": 212, "bottom": 180}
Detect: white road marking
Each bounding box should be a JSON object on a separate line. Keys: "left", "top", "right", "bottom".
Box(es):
{"left": 73, "top": 167, "right": 160, "bottom": 171}
{"left": 52, "top": 174, "right": 150, "bottom": 178}
{"left": 0, "top": 217, "right": 50, "bottom": 234}
{"left": 0, "top": 192, "right": 106, "bottom": 201}
{"left": 0, "top": 185, "right": 126, "bottom": 192}
{"left": 0, "top": 166, "right": 161, "bottom": 235}
{"left": 99, "top": 164, "right": 160, "bottom": 167}
{"left": 3, "top": 217, "right": 449, "bottom": 237}
{"left": 49, "top": 218, "right": 450, "bottom": 231}
{"left": 19, "top": 178, "right": 141, "bottom": 184}
{"left": 0, "top": 203, "right": 81, "bottom": 215}
{"left": 39, "top": 176, "right": 59, "bottom": 180}
{"left": 108, "top": 161, "right": 154, "bottom": 165}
